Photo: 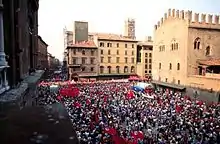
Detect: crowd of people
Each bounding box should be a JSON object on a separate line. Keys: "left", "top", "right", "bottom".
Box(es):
{"left": 38, "top": 77, "right": 220, "bottom": 144}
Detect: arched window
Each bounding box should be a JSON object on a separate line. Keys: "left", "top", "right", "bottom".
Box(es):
{"left": 131, "top": 66, "right": 135, "bottom": 73}
{"left": 100, "top": 66, "right": 104, "bottom": 73}
{"left": 124, "top": 66, "right": 128, "bottom": 73}
{"left": 116, "top": 66, "right": 120, "bottom": 73}
{"left": 194, "top": 37, "right": 201, "bottom": 49}
{"left": 169, "top": 63, "right": 172, "bottom": 70}
{"left": 107, "top": 66, "right": 111, "bottom": 73}
{"left": 159, "top": 63, "right": 161, "bottom": 69}
{"left": 205, "top": 46, "right": 211, "bottom": 56}
{"left": 175, "top": 43, "right": 178, "bottom": 50}
{"left": 177, "top": 63, "right": 180, "bottom": 70}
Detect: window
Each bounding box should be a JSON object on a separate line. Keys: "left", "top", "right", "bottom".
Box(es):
{"left": 132, "top": 51, "right": 134, "bottom": 55}
{"left": 124, "top": 66, "right": 128, "bottom": 73}
{"left": 107, "top": 43, "right": 112, "bottom": 47}
{"left": 125, "top": 50, "right": 127, "bottom": 55}
{"left": 108, "top": 50, "right": 111, "bottom": 55}
{"left": 82, "top": 50, "right": 85, "bottom": 55}
{"left": 159, "top": 45, "right": 165, "bottom": 51}
{"left": 91, "top": 50, "right": 94, "bottom": 56}
{"left": 165, "top": 78, "right": 168, "bottom": 82}
{"left": 117, "top": 43, "right": 119, "bottom": 47}
{"left": 149, "top": 59, "right": 152, "bottom": 63}
{"left": 194, "top": 37, "right": 201, "bottom": 49}
{"left": 100, "top": 57, "right": 104, "bottom": 63}
{"left": 81, "top": 67, "right": 85, "bottom": 71}
{"left": 159, "top": 63, "right": 161, "bottom": 69}
{"left": 149, "top": 70, "right": 151, "bottom": 73}
{"left": 131, "top": 58, "right": 134, "bottom": 63}
{"left": 100, "top": 42, "right": 104, "bottom": 47}
{"left": 145, "top": 64, "right": 148, "bottom": 69}
{"left": 100, "top": 50, "right": 103, "bottom": 55}
{"left": 82, "top": 58, "right": 86, "bottom": 64}
{"left": 90, "top": 58, "right": 95, "bottom": 64}
{"left": 117, "top": 50, "right": 119, "bottom": 55}
{"left": 178, "top": 80, "right": 180, "bottom": 84}
{"left": 169, "top": 63, "right": 172, "bottom": 70}
{"left": 145, "top": 70, "right": 148, "bottom": 73}
{"left": 107, "top": 66, "right": 111, "bottom": 73}
{"left": 108, "top": 57, "right": 111, "bottom": 63}
{"left": 145, "top": 59, "right": 148, "bottom": 63}
{"left": 116, "top": 57, "right": 120, "bottom": 63}
{"left": 149, "top": 64, "right": 152, "bottom": 69}
{"left": 205, "top": 46, "right": 211, "bottom": 56}
{"left": 100, "top": 66, "right": 104, "bottom": 73}
{"left": 149, "top": 53, "right": 152, "bottom": 57}
{"left": 175, "top": 43, "right": 178, "bottom": 50}
{"left": 177, "top": 63, "right": 180, "bottom": 70}
{"left": 91, "top": 67, "right": 94, "bottom": 72}
{"left": 131, "top": 66, "right": 135, "bottom": 73}
{"left": 125, "top": 57, "right": 128, "bottom": 63}
{"left": 73, "top": 49, "right": 76, "bottom": 55}
{"left": 116, "top": 66, "right": 120, "bottom": 73}
{"left": 145, "top": 53, "right": 148, "bottom": 57}
{"left": 125, "top": 44, "right": 127, "bottom": 48}
{"left": 132, "top": 44, "right": 134, "bottom": 48}
{"left": 72, "top": 58, "right": 77, "bottom": 64}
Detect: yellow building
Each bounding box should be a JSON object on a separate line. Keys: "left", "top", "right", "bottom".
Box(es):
{"left": 136, "top": 36, "right": 153, "bottom": 78}
{"left": 89, "top": 33, "right": 138, "bottom": 79}
{"left": 152, "top": 9, "right": 220, "bottom": 102}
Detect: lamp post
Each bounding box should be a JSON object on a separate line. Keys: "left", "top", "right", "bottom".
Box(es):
{"left": 0, "top": 0, "right": 9, "bottom": 94}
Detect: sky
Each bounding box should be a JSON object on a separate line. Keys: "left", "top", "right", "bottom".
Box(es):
{"left": 38, "top": 0, "right": 220, "bottom": 61}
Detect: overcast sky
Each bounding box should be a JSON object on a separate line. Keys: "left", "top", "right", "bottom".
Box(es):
{"left": 38, "top": 0, "right": 219, "bottom": 60}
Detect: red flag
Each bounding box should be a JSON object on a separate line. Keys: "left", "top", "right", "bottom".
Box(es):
{"left": 112, "top": 135, "right": 127, "bottom": 144}
{"left": 104, "top": 127, "right": 117, "bottom": 135}
{"left": 175, "top": 105, "right": 182, "bottom": 113}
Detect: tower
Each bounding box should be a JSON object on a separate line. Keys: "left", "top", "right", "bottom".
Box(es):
{"left": 124, "top": 18, "right": 136, "bottom": 39}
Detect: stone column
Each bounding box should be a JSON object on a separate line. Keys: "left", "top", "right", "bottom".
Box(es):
{"left": 0, "top": 0, "right": 10, "bottom": 93}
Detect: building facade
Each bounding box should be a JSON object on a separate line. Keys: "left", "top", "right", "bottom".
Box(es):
{"left": 67, "top": 41, "right": 98, "bottom": 80}
{"left": 136, "top": 36, "right": 153, "bottom": 78}
{"left": 37, "top": 36, "right": 48, "bottom": 69}
{"left": 48, "top": 53, "right": 59, "bottom": 70}
{"left": 2, "top": 0, "right": 39, "bottom": 89}
{"left": 124, "top": 18, "right": 136, "bottom": 39}
{"left": 92, "top": 33, "right": 138, "bottom": 79}
{"left": 152, "top": 9, "right": 220, "bottom": 102}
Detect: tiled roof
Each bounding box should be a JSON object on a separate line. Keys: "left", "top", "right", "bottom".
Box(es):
{"left": 197, "top": 58, "right": 220, "bottom": 66}
{"left": 69, "top": 40, "right": 97, "bottom": 48}
{"left": 89, "top": 32, "right": 137, "bottom": 42}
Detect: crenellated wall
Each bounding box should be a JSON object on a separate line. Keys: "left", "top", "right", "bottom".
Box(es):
{"left": 154, "top": 9, "right": 220, "bottom": 31}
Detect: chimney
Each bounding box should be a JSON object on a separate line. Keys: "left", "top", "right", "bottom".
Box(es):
{"left": 154, "top": 25, "right": 157, "bottom": 30}
{"left": 208, "top": 14, "right": 213, "bottom": 23}
{"left": 188, "top": 11, "right": 192, "bottom": 21}
{"left": 157, "top": 21, "right": 160, "bottom": 27}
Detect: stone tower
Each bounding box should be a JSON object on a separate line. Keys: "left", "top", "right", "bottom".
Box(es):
{"left": 124, "top": 18, "right": 136, "bottom": 39}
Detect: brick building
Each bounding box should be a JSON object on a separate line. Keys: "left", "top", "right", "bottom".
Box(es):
{"left": 37, "top": 35, "right": 48, "bottom": 69}
{"left": 2, "top": 0, "right": 39, "bottom": 90}
{"left": 152, "top": 9, "right": 220, "bottom": 102}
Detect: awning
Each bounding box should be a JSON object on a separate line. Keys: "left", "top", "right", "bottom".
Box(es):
{"left": 151, "top": 80, "right": 185, "bottom": 90}
{"left": 197, "top": 59, "right": 220, "bottom": 66}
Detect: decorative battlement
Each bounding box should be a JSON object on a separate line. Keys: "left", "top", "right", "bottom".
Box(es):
{"left": 154, "top": 9, "right": 220, "bottom": 30}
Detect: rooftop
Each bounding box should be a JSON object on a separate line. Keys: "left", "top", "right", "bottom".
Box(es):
{"left": 89, "top": 32, "right": 137, "bottom": 42}
{"left": 197, "top": 58, "right": 220, "bottom": 66}
{"left": 69, "top": 40, "right": 97, "bottom": 48}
